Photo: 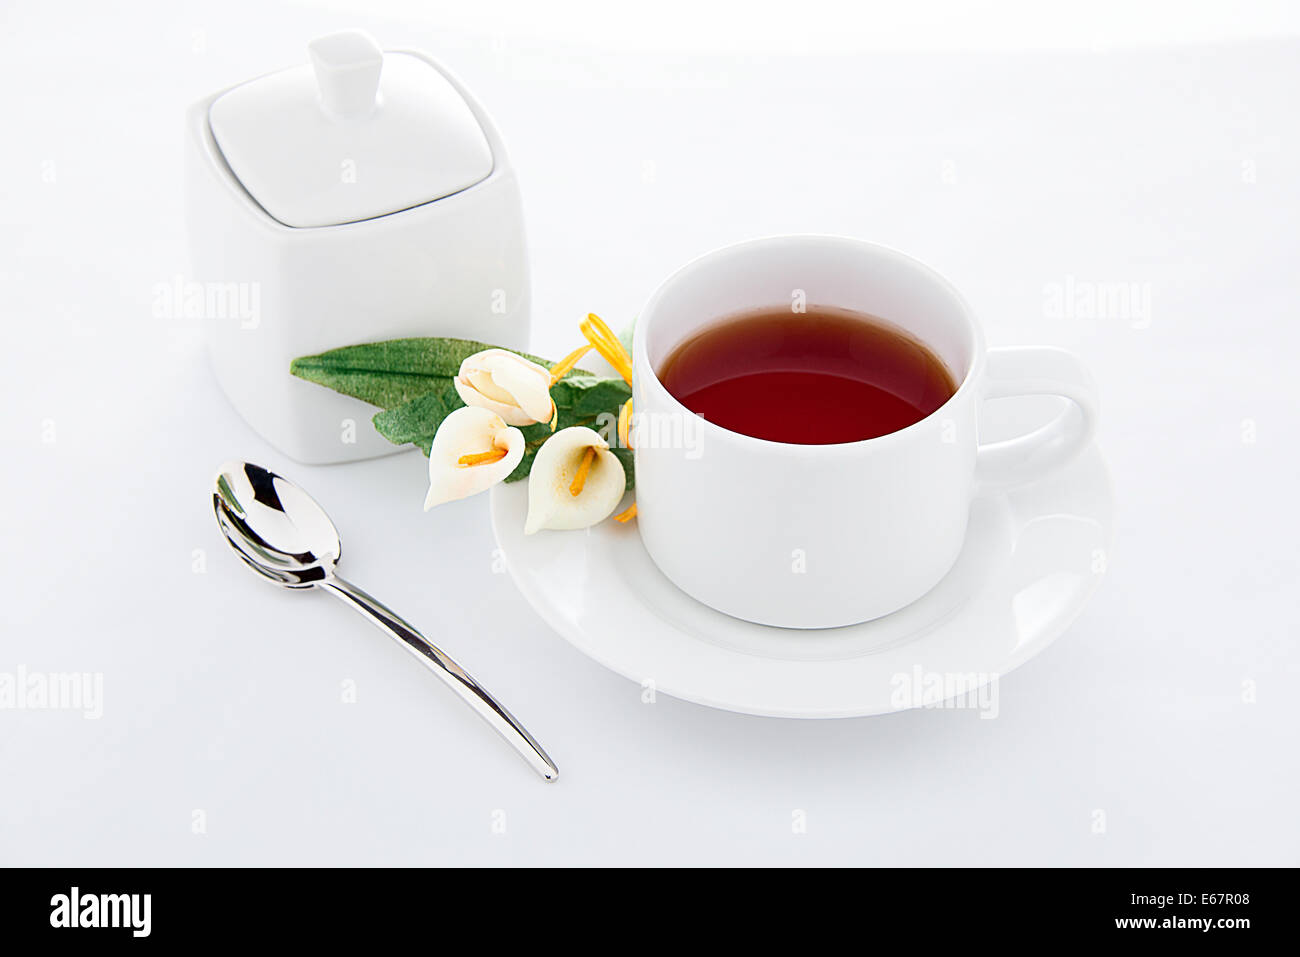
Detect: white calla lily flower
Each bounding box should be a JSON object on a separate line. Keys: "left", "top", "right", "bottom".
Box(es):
{"left": 454, "top": 349, "right": 555, "bottom": 427}
{"left": 525, "top": 427, "right": 626, "bottom": 534}
{"left": 425, "top": 406, "right": 524, "bottom": 510}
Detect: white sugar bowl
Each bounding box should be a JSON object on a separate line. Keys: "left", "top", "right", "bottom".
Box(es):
{"left": 185, "top": 30, "right": 530, "bottom": 463}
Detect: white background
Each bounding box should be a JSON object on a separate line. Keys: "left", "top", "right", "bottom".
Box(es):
{"left": 2, "top": 0, "right": 1298, "bottom": 865}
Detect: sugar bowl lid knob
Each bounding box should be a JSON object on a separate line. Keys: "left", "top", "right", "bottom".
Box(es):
{"left": 308, "top": 30, "right": 383, "bottom": 119}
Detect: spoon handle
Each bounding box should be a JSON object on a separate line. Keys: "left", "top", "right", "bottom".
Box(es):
{"left": 320, "top": 576, "right": 559, "bottom": 782}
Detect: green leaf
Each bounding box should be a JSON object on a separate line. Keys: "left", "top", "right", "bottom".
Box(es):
{"left": 370, "top": 381, "right": 463, "bottom": 447}
{"left": 551, "top": 374, "right": 632, "bottom": 421}
{"left": 506, "top": 424, "right": 557, "bottom": 483}
{"left": 290, "top": 337, "right": 557, "bottom": 409}
{"left": 609, "top": 446, "right": 635, "bottom": 491}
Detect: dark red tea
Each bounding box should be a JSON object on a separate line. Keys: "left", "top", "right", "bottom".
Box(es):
{"left": 657, "top": 306, "right": 957, "bottom": 444}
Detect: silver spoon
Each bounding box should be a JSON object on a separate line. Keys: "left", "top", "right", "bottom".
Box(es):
{"left": 212, "top": 460, "right": 559, "bottom": 782}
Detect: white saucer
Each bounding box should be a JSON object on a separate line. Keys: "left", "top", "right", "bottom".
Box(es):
{"left": 490, "top": 440, "right": 1113, "bottom": 719}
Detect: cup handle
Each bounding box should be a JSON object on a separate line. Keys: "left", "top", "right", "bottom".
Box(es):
{"left": 974, "top": 346, "right": 1099, "bottom": 496}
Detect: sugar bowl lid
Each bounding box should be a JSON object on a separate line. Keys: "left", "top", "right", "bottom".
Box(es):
{"left": 208, "top": 31, "right": 494, "bottom": 228}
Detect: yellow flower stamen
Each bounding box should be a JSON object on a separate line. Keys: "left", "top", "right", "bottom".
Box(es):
{"left": 613, "top": 503, "right": 637, "bottom": 523}
{"left": 617, "top": 397, "right": 633, "bottom": 449}
{"left": 569, "top": 446, "right": 597, "bottom": 496}
{"left": 458, "top": 448, "right": 508, "bottom": 467}
{"left": 549, "top": 344, "right": 593, "bottom": 385}
{"left": 580, "top": 313, "right": 633, "bottom": 384}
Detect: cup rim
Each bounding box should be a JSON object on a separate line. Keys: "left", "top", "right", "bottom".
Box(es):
{"left": 632, "top": 234, "right": 987, "bottom": 454}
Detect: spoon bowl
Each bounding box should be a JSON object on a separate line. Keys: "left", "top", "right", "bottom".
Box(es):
{"left": 214, "top": 461, "right": 341, "bottom": 587}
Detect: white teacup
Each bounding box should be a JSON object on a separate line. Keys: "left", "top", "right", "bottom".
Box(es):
{"left": 631, "top": 235, "right": 1098, "bottom": 629}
